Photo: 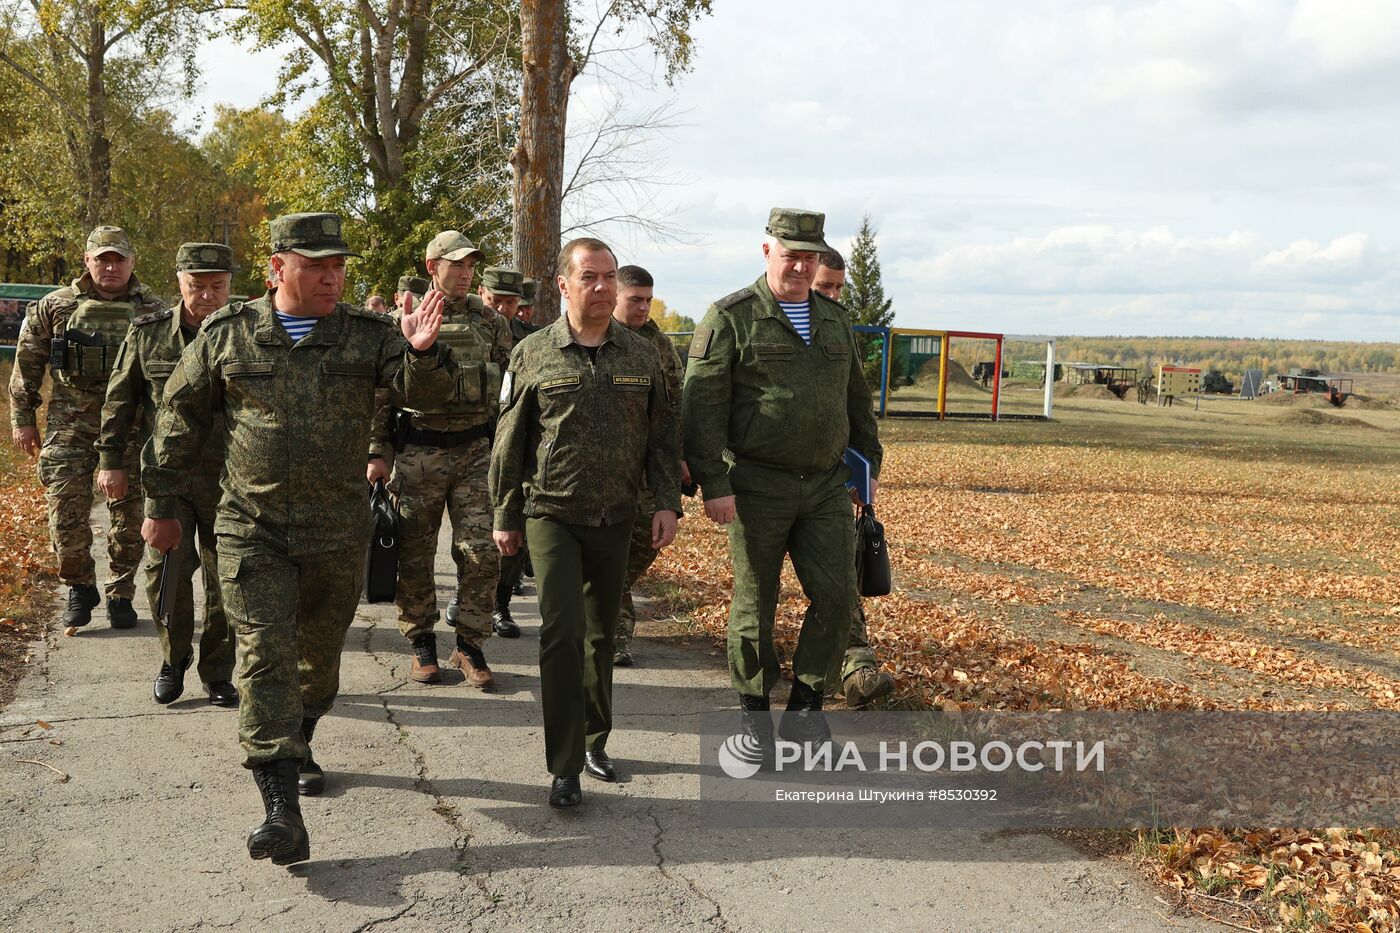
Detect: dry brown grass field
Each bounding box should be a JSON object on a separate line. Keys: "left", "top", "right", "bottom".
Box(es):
{"left": 649, "top": 383, "right": 1400, "bottom": 931}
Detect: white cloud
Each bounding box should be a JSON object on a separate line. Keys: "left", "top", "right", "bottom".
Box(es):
{"left": 1289, "top": 0, "right": 1400, "bottom": 71}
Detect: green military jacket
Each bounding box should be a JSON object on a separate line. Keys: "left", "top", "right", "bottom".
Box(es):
{"left": 8, "top": 272, "right": 163, "bottom": 435}
{"left": 509, "top": 316, "right": 538, "bottom": 344}
{"left": 96, "top": 302, "right": 225, "bottom": 479}
{"left": 143, "top": 293, "right": 460, "bottom": 555}
{"left": 489, "top": 316, "right": 681, "bottom": 532}
{"left": 682, "top": 274, "right": 882, "bottom": 500}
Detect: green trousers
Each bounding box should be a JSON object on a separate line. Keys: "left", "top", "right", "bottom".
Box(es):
{"left": 614, "top": 487, "right": 659, "bottom": 652}
{"left": 143, "top": 486, "right": 234, "bottom": 684}
{"left": 527, "top": 515, "right": 632, "bottom": 776}
{"left": 726, "top": 461, "right": 855, "bottom": 697}
{"left": 217, "top": 538, "right": 364, "bottom": 767}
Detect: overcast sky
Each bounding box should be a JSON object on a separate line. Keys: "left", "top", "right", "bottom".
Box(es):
{"left": 192, "top": 0, "right": 1400, "bottom": 341}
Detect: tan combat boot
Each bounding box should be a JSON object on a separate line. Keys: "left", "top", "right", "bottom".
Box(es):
{"left": 843, "top": 666, "right": 895, "bottom": 708}
{"left": 448, "top": 639, "right": 495, "bottom": 689}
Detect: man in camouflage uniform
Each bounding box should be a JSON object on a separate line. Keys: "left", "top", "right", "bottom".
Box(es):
{"left": 683, "top": 209, "right": 883, "bottom": 755}
{"left": 479, "top": 265, "right": 533, "bottom": 345}
{"left": 490, "top": 238, "right": 680, "bottom": 808}
{"left": 368, "top": 236, "right": 514, "bottom": 687}
{"left": 97, "top": 243, "right": 239, "bottom": 707}
{"left": 143, "top": 213, "right": 460, "bottom": 866}
{"left": 8, "top": 226, "right": 161, "bottom": 629}
{"left": 609, "top": 265, "right": 684, "bottom": 667}
{"left": 517, "top": 277, "right": 538, "bottom": 326}
{"left": 393, "top": 274, "right": 428, "bottom": 312}
{"left": 493, "top": 273, "right": 540, "bottom": 615}
{"left": 809, "top": 249, "right": 894, "bottom": 708}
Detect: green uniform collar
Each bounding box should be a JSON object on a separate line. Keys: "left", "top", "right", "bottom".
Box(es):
{"left": 547, "top": 314, "right": 627, "bottom": 349}
{"left": 253, "top": 291, "right": 347, "bottom": 347}
{"left": 748, "top": 274, "right": 840, "bottom": 337}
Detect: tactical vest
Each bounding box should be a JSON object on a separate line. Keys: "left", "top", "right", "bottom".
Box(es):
{"left": 408, "top": 319, "right": 501, "bottom": 417}
{"left": 52, "top": 299, "right": 136, "bottom": 391}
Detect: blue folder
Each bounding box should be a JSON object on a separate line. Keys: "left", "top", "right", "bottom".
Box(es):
{"left": 844, "top": 447, "right": 872, "bottom": 506}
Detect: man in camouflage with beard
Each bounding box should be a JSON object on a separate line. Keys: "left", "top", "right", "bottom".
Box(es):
{"left": 9, "top": 225, "right": 161, "bottom": 630}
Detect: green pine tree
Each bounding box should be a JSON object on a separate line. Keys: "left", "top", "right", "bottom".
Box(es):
{"left": 843, "top": 213, "right": 895, "bottom": 387}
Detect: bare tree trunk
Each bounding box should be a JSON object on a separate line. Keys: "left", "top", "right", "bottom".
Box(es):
{"left": 512, "top": 0, "right": 574, "bottom": 326}
{"left": 83, "top": 13, "right": 110, "bottom": 229}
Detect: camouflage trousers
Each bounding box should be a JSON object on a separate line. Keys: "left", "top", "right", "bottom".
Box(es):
{"left": 143, "top": 481, "right": 234, "bottom": 684}
{"left": 37, "top": 430, "right": 144, "bottom": 600}
{"left": 218, "top": 537, "right": 364, "bottom": 767}
{"left": 725, "top": 461, "right": 855, "bottom": 697}
{"left": 391, "top": 438, "right": 497, "bottom": 647}
{"left": 818, "top": 601, "right": 879, "bottom": 686}
{"left": 614, "top": 487, "right": 660, "bottom": 653}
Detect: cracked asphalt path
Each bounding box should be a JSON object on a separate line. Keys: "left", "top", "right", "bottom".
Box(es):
{"left": 0, "top": 521, "right": 1218, "bottom": 932}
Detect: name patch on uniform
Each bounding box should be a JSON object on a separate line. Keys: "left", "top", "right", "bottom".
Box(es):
{"left": 691, "top": 325, "right": 713, "bottom": 360}
{"left": 540, "top": 374, "right": 582, "bottom": 391}
{"left": 611, "top": 374, "right": 651, "bottom": 387}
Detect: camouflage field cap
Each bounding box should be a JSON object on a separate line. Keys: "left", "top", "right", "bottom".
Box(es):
{"left": 519, "top": 277, "right": 537, "bottom": 307}
{"left": 765, "top": 208, "right": 831, "bottom": 253}
{"left": 426, "top": 230, "right": 485, "bottom": 262}
{"left": 269, "top": 212, "right": 362, "bottom": 258}
{"left": 175, "top": 242, "right": 235, "bottom": 274}
{"left": 86, "top": 225, "right": 134, "bottom": 258}
{"left": 481, "top": 266, "right": 524, "bottom": 297}
{"left": 396, "top": 274, "right": 430, "bottom": 297}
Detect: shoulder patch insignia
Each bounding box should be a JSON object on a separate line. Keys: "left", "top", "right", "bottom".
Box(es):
{"left": 132, "top": 307, "right": 174, "bottom": 327}
{"left": 499, "top": 370, "right": 514, "bottom": 406}
{"left": 715, "top": 287, "right": 753, "bottom": 310}
{"left": 690, "top": 325, "right": 714, "bottom": 360}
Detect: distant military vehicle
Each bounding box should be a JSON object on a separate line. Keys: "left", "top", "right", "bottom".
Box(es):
{"left": 1201, "top": 370, "right": 1234, "bottom": 395}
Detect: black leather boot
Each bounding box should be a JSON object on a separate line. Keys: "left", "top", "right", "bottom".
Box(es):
{"left": 779, "top": 680, "right": 832, "bottom": 749}
{"left": 61, "top": 584, "right": 100, "bottom": 627}
{"left": 737, "top": 693, "right": 776, "bottom": 770}
{"left": 153, "top": 651, "right": 192, "bottom": 705}
{"left": 492, "top": 584, "right": 520, "bottom": 638}
{"left": 248, "top": 759, "right": 309, "bottom": 865}
{"left": 298, "top": 717, "right": 325, "bottom": 796}
{"left": 106, "top": 597, "right": 138, "bottom": 629}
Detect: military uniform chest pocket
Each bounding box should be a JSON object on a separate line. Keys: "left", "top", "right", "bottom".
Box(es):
{"left": 822, "top": 342, "right": 850, "bottom": 361}
{"left": 145, "top": 360, "right": 178, "bottom": 402}
{"left": 754, "top": 343, "right": 796, "bottom": 362}
{"left": 321, "top": 360, "right": 376, "bottom": 411}
{"left": 222, "top": 360, "right": 278, "bottom": 418}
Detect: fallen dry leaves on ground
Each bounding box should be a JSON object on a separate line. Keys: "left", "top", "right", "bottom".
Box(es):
{"left": 647, "top": 421, "right": 1400, "bottom": 932}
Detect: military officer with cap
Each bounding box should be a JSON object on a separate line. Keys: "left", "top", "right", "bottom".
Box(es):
{"left": 393, "top": 274, "right": 429, "bottom": 311}
{"left": 143, "top": 212, "right": 461, "bottom": 866}
{"left": 516, "top": 277, "right": 539, "bottom": 327}
{"left": 97, "top": 243, "right": 239, "bottom": 707}
{"left": 683, "top": 208, "right": 882, "bottom": 755}
{"left": 367, "top": 235, "right": 513, "bottom": 687}
{"left": 480, "top": 266, "right": 534, "bottom": 345}
{"left": 490, "top": 237, "right": 681, "bottom": 808}
{"left": 9, "top": 225, "right": 162, "bottom": 630}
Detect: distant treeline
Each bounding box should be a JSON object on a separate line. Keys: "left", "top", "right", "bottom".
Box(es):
{"left": 994, "top": 336, "right": 1400, "bottom": 379}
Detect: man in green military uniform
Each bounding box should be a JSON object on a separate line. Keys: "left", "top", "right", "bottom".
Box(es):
{"left": 517, "top": 277, "right": 538, "bottom": 326}
{"left": 490, "top": 237, "right": 681, "bottom": 808}
{"left": 809, "top": 249, "right": 894, "bottom": 709}
{"left": 493, "top": 273, "right": 540, "bottom": 617}
{"left": 683, "top": 208, "right": 883, "bottom": 754}
{"left": 143, "top": 213, "right": 460, "bottom": 866}
{"left": 479, "top": 265, "right": 534, "bottom": 345}
{"left": 609, "top": 265, "right": 685, "bottom": 667}
{"left": 366, "top": 246, "right": 513, "bottom": 690}
{"left": 96, "top": 243, "right": 239, "bottom": 707}
{"left": 8, "top": 226, "right": 162, "bottom": 629}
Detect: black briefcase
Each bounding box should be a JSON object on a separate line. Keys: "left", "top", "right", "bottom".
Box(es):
{"left": 856, "top": 504, "right": 892, "bottom": 597}
{"left": 364, "top": 479, "right": 401, "bottom": 603}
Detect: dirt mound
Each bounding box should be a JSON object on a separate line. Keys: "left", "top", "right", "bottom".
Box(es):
{"left": 913, "top": 359, "right": 989, "bottom": 392}
{"left": 1257, "top": 391, "right": 1331, "bottom": 408}
{"left": 1344, "top": 394, "right": 1397, "bottom": 410}
{"left": 1053, "top": 383, "right": 1122, "bottom": 401}
{"left": 1274, "top": 408, "right": 1378, "bottom": 429}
